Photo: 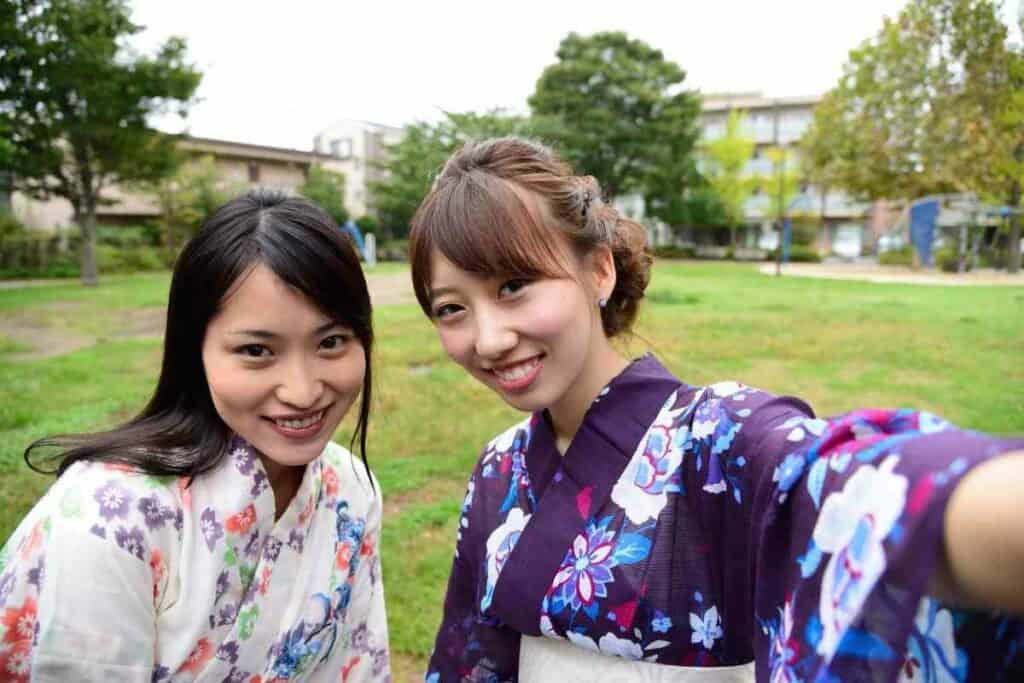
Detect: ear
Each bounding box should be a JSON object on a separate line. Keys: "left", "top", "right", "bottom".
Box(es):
{"left": 587, "top": 244, "right": 616, "bottom": 301}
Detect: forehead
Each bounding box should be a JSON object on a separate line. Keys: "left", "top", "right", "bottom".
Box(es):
{"left": 211, "top": 263, "right": 329, "bottom": 327}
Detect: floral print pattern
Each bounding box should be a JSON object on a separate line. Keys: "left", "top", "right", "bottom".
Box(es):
{"left": 0, "top": 439, "right": 389, "bottom": 682}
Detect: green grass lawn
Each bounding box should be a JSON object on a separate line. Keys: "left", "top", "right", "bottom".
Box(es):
{"left": 1, "top": 261, "right": 1022, "bottom": 680}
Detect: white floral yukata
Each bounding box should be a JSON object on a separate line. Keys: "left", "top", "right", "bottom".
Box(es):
{"left": 0, "top": 438, "right": 390, "bottom": 682}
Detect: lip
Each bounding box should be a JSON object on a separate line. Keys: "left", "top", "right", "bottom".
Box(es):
{"left": 488, "top": 354, "right": 544, "bottom": 393}
{"left": 263, "top": 405, "right": 332, "bottom": 441}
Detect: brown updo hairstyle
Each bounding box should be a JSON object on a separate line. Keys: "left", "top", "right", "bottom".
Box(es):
{"left": 409, "top": 137, "right": 652, "bottom": 337}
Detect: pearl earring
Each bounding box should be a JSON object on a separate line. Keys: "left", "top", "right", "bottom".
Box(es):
{"left": 598, "top": 297, "right": 608, "bottom": 309}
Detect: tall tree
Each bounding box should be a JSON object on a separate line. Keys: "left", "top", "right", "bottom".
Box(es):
{"left": 0, "top": 0, "right": 201, "bottom": 285}
{"left": 529, "top": 32, "right": 701, "bottom": 200}
{"left": 369, "top": 109, "right": 537, "bottom": 239}
{"left": 703, "top": 110, "right": 757, "bottom": 247}
{"left": 299, "top": 165, "right": 348, "bottom": 226}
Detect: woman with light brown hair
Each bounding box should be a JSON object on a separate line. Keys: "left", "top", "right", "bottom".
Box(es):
{"left": 410, "top": 137, "right": 1023, "bottom": 681}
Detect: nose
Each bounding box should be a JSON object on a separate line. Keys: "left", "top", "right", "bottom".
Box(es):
{"left": 473, "top": 308, "right": 517, "bottom": 360}
{"left": 275, "top": 355, "right": 325, "bottom": 410}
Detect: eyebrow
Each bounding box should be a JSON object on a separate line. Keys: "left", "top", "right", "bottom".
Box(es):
{"left": 228, "top": 320, "right": 346, "bottom": 338}
{"left": 427, "top": 286, "right": 458, "bottom": 302}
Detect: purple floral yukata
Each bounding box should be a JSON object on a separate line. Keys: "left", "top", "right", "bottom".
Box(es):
{"left": 426, "top": 355, "right": 1024, "bottom": 682}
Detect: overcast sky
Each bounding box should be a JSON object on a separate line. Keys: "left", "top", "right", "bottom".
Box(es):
{"left": 129, "top": 0, "right": 1015, "bottom": 151}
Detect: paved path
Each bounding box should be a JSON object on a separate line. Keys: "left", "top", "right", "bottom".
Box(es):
{"left": 759, "top": 263, "right": 1024, "bottom": 286}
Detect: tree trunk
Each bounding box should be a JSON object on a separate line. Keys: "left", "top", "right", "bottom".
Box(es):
{"left": 77, "top": 206, "right": 99, "bottom": 286}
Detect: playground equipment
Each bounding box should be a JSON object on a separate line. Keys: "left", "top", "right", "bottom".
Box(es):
{"left": 883, "top": 193, "right": 1019, "bottom": 270}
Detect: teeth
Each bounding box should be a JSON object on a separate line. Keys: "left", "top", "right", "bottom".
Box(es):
{"left": 274, "top": 410, "right": 323, "bottom": 430}
{"left": 495, "top": 358, "right": 539, "bottom": 382}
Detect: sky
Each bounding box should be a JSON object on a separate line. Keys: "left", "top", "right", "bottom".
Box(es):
{"left": 128, "top": 0, "right": 1006, "bottom": 152}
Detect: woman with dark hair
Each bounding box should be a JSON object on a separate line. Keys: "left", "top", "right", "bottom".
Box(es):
{"left": 0, "top": 191, "right": 389, "bottom": 681}
{"left": 410, "top": 137, "right": 1024, "bottom": 682}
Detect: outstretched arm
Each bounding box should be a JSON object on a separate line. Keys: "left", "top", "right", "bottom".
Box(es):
{"left": 936, "top": 450, "right": 1024, "bottom": 614}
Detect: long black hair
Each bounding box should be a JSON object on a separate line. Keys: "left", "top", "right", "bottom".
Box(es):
{"left": 26, "top": 190, "right": 374, "bottom": 480}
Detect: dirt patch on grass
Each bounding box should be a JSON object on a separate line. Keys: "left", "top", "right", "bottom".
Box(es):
{"left": 0, "top": 273, "right": 415, "bottom": 360}
{"left": 368, "top": 272, "right": 416, "bottom": 306}
{"left": 384, "top": 478, "right": 466, "bottom": 520}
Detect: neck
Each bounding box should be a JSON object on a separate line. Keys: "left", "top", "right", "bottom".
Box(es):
{"left": 261, "top": 458, "right": 306, "bottom": 521}
{"left": 547, "top": 341, "right": 629, "bottom": 453}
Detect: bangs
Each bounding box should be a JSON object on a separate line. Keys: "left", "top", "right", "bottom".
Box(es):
{"left": 410, "top": 172, "right": 571, "bottom": 314}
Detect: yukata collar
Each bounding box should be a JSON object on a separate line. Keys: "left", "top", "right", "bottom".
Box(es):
{"left": 222, "top": 436, "right": 325, "bottom": 538}
{"left": 490, "top": 353, "right": 683, "bottom": 635}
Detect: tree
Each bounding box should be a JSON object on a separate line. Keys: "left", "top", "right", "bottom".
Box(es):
{"left": 529, "top": 32, "right": 702, "bottom": 200}
{"left": 703, "top": 110, "right": 757, "bottom": 247}
{"left": 0, "top": 0, "right": 201, "bottom": 285}
{"left": 147, "top": 154, "right": 240, "bottom": 256}
{"left": 369, "top": 109, "right": 537, "bottom": 239}
{"left": 761, "top": 146, "right": 801, "bottom": 224}
{"left": 298, "top": 165, "right": 348, "bottom": 226}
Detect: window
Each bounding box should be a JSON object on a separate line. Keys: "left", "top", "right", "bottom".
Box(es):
{"left": 329, "top": 137, "right": 353, "bottom": 159}
{"left": 248, "top": 162, "right": 260, "bottom": 183}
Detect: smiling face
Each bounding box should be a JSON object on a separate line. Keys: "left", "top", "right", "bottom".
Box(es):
{"left": 427, "top": 241, "right": 619, "bottom": 423}
{"left": 201, "top": 263, "right": 366, "bottom": 477}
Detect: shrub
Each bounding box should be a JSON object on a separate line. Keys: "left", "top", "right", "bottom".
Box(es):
{"left": 651, "top": 245, "right": 696, "bottom": 259}
{"left": 879, "top": 246, "right": 913, "bottom": 266}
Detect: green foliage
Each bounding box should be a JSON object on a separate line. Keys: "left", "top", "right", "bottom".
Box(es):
{"left": 879, "top": 246, "right": 914, "bottom": 266}
{"left": 770, "top": 245, "right": 823, "bottom": 263}
{"left": 298, "top": 165, "right": 348, "bottom": 226}
{"left": 0, "top": 210, "right": 26, "bottom": 240}
{"left": 651, "top": 245, "right": 697, "bottom": 259}
{"left": 144, "top": 154, "right": 241, "bottom": 254}
{"left": 354, "top": 214, "right": 378, "bottom": 235}
{"left": 370, "top": 109, "right": 539, "bottom": 239}
{"left": 802, "top": 0, "right": 1017, "bottom": 203}
{"left": 703, "top": 110, "right": 757, "bottom": 231}
{"left": 529, "top": 32, "right": 702, "bottom": 200}
{"left": 0, "top": 0, "right": 201, "bottom": 284}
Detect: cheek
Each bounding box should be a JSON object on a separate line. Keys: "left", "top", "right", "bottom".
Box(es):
{"left": 331, "top": 351, "right": 367, "bottom": 396}
{"left": 437, "top": 326, "right": 474, "bottom": 367}
{"left": 203, "top": 353, "right": 261, "bottom": 414}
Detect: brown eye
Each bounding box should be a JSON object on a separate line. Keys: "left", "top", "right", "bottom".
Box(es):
{"left": 320, "top": 334, "right": 350, "bottom": 351}
{"left": 237, "top": 344, "right": 271, "bottom": 358}
{"left": 498, "top": 278, "right": 530, "bottom": 297}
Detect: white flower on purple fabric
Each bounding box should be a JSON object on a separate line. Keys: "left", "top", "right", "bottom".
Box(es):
{"left": 690, "top": 605, "right": 723, "bottom": 650}
{"left": 900, "top": 598, "right": 967, "bottom": 683}
{"left": 114, "top": 525, "right": 146, "bottom": 560}
{"left": 612, "top": 394, "right": 686, "bottom": 524}
{"left": 482, "top": 508, "right": 530, "bottom": 612}
{"left": 200, "top": 508, "right": 224, "bottom": 552}
{"left": 651, "top": 612, "right": 672, "bottom": 633}
{"left": 813, "top": 455, "right": 907, "bottom": 657}
{"left": 691, "top": 397, "right": 723, "bottom": 441}
{"left": 550, "top": 521, "right": 619, "bottom": 612}
{"left": 94, "top": 480, "right": 133, "bottom": 521}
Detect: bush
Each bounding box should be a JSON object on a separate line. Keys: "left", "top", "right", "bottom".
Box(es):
{"left": 378, "top": 239, "right": 409, "bottom": 262}
{"left": 651, "top": 245, "right": 696, "bottom": 259}
{"left": 879, "top": 246, "right": 913, "bottom": 266}
{"left": 0, "top": 210, "right": 27, "bottom": 239}
{"left": 355, "top": 215, "right": 379, "bottom": 235}
{"left": 96, "top": 244, "right": 168, "bottom": 274}
{"left": 935, "top": 247, "right": 970, "bottom": 273}
{"left": 768, "top": 245, "right": 822, "bottom": 263}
